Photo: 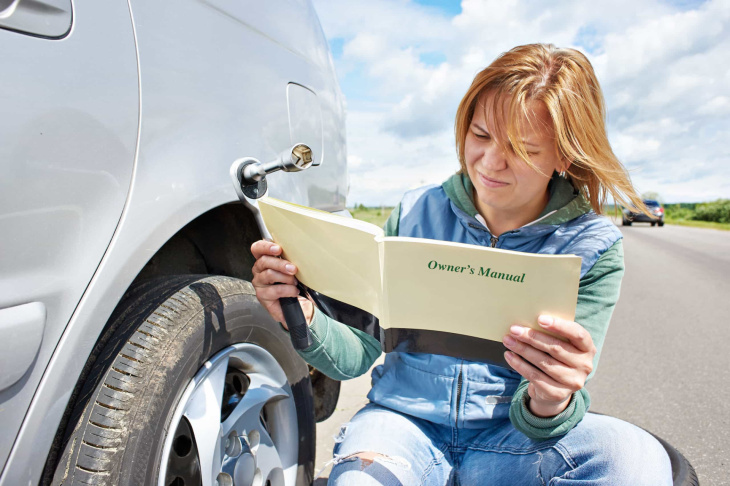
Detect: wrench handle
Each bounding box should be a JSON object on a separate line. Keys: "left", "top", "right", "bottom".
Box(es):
{"left": 280, "top": 296, "right": 312, "bottom": 350}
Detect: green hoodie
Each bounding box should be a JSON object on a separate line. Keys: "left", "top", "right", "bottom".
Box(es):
{"left": 292, "top": 173, "right": 624, "bottom": 440}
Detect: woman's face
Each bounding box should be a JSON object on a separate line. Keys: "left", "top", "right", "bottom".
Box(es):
{"left": 465, "top": 93, "right": 566, "bottom": 225}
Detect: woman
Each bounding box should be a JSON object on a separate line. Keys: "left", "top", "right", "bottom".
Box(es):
{"left": 251, "top": 44, "right": 672, "bottom": 485}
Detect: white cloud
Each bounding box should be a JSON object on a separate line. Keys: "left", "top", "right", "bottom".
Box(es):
{"left": 344, "top": 109, "right": 460, "bottom": 206}
{"left": 344, "top": 33, "right": 389, "bottom": 60}
{"left": 312, "top": 0, "right": 730, "bottom": 205}
{"left": 697, "top": 96, "right": 730, "bottom": 116}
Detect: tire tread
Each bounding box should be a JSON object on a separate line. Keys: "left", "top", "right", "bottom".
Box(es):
{"left": 51, "top": 276, "right": 204, "bottom": 485}
{"left": 50, "top": 275, "right": 314, "bottom": 486}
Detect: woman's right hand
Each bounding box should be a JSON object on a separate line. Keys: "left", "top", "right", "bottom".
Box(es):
{"left": 250, "top": 240, "right": 314, "bottom": 329}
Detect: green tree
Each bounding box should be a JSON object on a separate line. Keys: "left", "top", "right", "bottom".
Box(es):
{"left": 693, "top": 199, "right": 730, "bottom": 223}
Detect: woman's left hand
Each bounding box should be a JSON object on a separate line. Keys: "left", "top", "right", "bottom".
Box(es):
{"left": 502, "top": 315, "right": 596, "bottom": 418}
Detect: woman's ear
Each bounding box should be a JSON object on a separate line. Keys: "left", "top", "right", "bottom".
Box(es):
{"left": 557, "top": 159, "right": 572, "bottom": 177}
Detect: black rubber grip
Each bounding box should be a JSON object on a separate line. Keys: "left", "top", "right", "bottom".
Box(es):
{"left": 280, "top": 297, "right": 312, "bottom": 350}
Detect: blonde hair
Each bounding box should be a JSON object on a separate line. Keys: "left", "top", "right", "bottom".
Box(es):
{"left": 455, "top": 43, "right": 647, "bottom": 216}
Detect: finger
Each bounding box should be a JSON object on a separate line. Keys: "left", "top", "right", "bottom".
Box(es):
{"left": 507, "top": 325, "right": 582, "bottom": 367}
{"left": 502, "top": 337, "right": 584, "bottom": 392}
{"left": 265, "top": 301, "right": 285, "bottom": 324}
{"left": 251, "top": 239, "right": 282, "bottom": 259}
{"left": 252, "top": 255, "right": 297, "bottom": 278}
{"left": 253, "top": 268, "right": 298, "bottom": 287}
{"left": 538, "top": 315, "right": 595, "bottom": 353}
{"left": 268, "top": 296, "right": 314, "bottom": 329}
{"left": 256, "top": 282, "right": 301, "bottom": 304}
{"left": 504, "top": 351, "right": 573, "bottom": 403}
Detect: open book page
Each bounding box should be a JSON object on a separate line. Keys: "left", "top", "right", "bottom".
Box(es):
{"left": 380, "top": 237, "right": 581, "bottom": 342}
{"left": 257, "top": 197, "right": 385, "bottom": 318}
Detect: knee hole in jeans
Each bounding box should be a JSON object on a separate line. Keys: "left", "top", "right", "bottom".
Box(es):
{"left": 335, "top": 451, "right": 412, "bottom": 471}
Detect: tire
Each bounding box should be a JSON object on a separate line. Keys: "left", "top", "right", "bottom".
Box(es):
{"left": 658, "top": 221, "right": 665, "bottom": 227}
{"left": 592, "top": 412, "right": 698, "bottom": 486}
{"left": 50, "top": 275, "right": 315, "bottom": 486}
{"left": 650, "top": 433, "right": 699, "bottom": 486}
{"left": 651, "top": 221, "right": 656, "bottom": 226}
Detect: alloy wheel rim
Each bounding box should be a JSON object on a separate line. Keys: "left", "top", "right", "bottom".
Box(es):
{"left": 159, "top": 343, "right": 298, "bottom": 486}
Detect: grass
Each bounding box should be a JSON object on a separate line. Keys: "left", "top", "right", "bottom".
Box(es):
{"left": 664, "top": 218, "right": 730, "bottom": 231}
{"left": 350, "top": 206, "right": 730, "bottom": 232}
{"left": 350, "top": 206, "right": 395, "bottom": 228}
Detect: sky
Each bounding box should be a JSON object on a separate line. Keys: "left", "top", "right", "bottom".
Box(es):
{"left": 311, "top": 0, "right": 730, "bottom": 206}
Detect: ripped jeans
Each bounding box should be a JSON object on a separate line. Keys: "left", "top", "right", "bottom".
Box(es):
{"left": 327, "top": 403, "right": 672, "bottom": 485}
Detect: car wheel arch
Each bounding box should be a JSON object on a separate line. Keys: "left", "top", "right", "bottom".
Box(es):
{"left": 41, "top": 202, "right": 341, "bottom": 482}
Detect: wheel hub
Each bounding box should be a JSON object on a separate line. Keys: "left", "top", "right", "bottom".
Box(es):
{"left": 218, "top": 433, "right": 256, "bottom": 486}
{"left": 160, "top": 344, "right": 298, "bottom": 486}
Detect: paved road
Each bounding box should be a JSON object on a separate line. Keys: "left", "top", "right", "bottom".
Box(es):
{"left": 314, "top": 222, "right": 730, "bottom": 485}
{"left": 587, "top": 222, "right": 730, "bottom": 486}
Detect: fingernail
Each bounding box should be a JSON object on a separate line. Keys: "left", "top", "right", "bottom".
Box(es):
{"left": 510, "top": 325, "right": 524, "bottom": 336}
{"left": 285, "top": 264, "right": 296, "bottom": 274}
{"left": 503, "top": 335, "right": 515, "bottom": 346}
{"left": 538, "top": 315, "right": 553, "bottom": 327}
{"left": 504, "top": 351, "right": 513, "bottom": 361}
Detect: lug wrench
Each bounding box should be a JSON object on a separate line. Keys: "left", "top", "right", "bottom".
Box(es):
{"left": 230, "top": 144, "right": 314, "bottom": 350}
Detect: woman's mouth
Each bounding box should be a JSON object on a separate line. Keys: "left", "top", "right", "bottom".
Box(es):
{"left": 478, "top": 173, "right": 508, "bottom": 188}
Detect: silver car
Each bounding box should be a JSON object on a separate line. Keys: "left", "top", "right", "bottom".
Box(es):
{"left": 0, "top": 1, "right": 346, "bottom": 485}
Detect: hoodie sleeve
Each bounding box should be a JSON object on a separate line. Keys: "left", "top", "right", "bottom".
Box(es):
{"left": 383, "top": 203, "right": 401, "bottom": 237}
{"left": 509, "top": 239, "right": 625, "bottom": 439}
{"left": 292, "top": 307, "right": 382, "bottom": 380}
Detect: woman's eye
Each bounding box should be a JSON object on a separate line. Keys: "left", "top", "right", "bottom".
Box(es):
{"left": 509, "top": 144, "right": 538, "bottom": 156}
{"left": 474, "top": 132, "right": 489, "bottom": 139}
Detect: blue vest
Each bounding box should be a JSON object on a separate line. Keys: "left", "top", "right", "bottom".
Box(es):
{"left": 366, "top": 184, "right": 622, "bottom": 429}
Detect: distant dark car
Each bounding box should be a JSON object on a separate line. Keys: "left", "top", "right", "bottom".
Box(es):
{"left": 623, "top": 199, "right": 665, "bottom": 226}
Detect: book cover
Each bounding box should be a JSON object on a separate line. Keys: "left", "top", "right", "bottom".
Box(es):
{"left": 258, "top": 197, "right": 581, "bottom": 367}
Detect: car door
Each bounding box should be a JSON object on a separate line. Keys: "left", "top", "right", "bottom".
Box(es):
{"left": 0, "top": 0, "right": 138, "bottom": 474}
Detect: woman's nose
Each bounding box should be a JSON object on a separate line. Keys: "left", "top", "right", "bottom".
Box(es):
{"left": 480, "top": 145, "right": 508, "bottom": 171}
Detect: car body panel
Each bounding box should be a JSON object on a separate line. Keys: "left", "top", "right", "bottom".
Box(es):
{"left": 0, "top": 302, "right": 46, "bottom": 391}
{"left": 287, "top": 82, "right": 324, "bottom": 167}
{"left": 626, "top": 213, "right": 663, "bottom": 223}
{"left": 126, "top": 0, "right": 346, "bottom": 211}
{"left": 0, "top": 0, "right": 138, "bottom": 475}
{"left": 0, "top": 1, "right": 347, "bottom": 484}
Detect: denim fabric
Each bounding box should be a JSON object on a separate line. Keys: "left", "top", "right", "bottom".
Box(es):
{"left": 368, "top": 354, "right": 521, "bottom": 428}
{"left": 328, "top": 403, "right": 672, "bottom": 485}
